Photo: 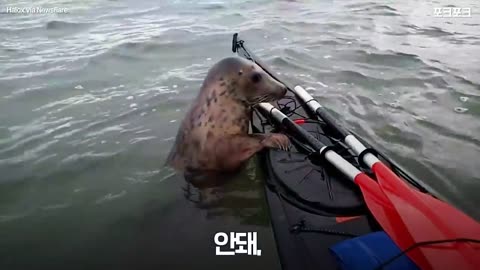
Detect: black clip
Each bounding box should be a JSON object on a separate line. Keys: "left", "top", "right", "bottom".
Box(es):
{"left": 280, "top": 104, "right": 292, "bottom": 115}
{"left": 232, "top": 33, "right": 238, "bottom": 52}
{"left": 290, "top": 219, "right": 306, "bottom": 234}
{"left": 358, "top": 148, "right": 380, "bottom": 169}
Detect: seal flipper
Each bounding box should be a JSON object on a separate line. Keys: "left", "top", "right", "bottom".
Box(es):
{"left": 213, "top": 133, "right": 289, "bottom": 171}
{"left": 258, "top": 133, "right": 290, "bottom": 150}
{"left": 164, "top": 127, "right": 188, "bottom": 170}
{"left": 164, "top": 147, "right": 177, "bottom": 167}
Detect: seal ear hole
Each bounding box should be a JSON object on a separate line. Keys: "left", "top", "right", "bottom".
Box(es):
{"left": 251, "top": 73, "right": 262, "bottom": 83}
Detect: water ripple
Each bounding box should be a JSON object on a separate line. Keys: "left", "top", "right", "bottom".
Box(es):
{"left": 0, "top": 139, "right": 58, "bottom": 165}
{"left": 61, "top": 151, "right": 120, "bottom": 164}
{"left": 94, "top": 190, "right": 127, "bottom": 204}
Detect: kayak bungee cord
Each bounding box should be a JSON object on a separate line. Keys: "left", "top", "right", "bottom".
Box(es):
{"left": 375, "top": 238, "right": 480, "bottom": 270}
{"left": 290, "top": 220, "right": 359, "bottom": 238}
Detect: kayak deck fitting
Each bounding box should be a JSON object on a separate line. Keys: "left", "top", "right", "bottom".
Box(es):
{"left": 231, "top": 33, "right": 480, "bottom": 270}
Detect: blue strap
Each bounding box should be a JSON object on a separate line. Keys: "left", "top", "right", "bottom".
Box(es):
{"left": 329, "top": 231, "right": 420, "bottom": 270}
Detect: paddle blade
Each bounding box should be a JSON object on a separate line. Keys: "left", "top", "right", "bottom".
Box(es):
{"left": 372, "top": 162, "right": 480, "bottom": 270}
{"left": 354, "top": 173, "right": 434, "bottom": 270}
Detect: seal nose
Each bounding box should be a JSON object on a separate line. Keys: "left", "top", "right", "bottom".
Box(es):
{"left": 281, "top": 86, "right": 288, "bottom": 97}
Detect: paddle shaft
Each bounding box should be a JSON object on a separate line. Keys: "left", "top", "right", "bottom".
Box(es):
{"left": 293, "top": 85, "right": 380, "bottom": 168}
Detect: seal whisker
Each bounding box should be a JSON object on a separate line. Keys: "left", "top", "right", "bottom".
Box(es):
{"left": 249, "top": 94, "right": 271, "bottom": 105}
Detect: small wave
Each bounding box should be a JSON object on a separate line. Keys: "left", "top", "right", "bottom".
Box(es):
{"left": 310, "top": 40, "right": 343, "bottom": 46}
{"left": 349, "top": 4, "right": 397, "bottom": 12}
{"left": 402, "top": 24, "right": 455, "bottom": 37}
{"left": 0, "top": 212, "right": 31, "bottom": 223}
{"left": 353, "top": 50, "right": 423, "bottom": 68}
{"left": 129, "top": 136, "right": 157, "bottom": 144}
{"left": 33, "top": 153, "right": 58, "bottom": 165}
{"left": 87, "top": 31, "right": 197, "bottom": 65}
{"left": 4, "top": 85, "right": 46, "bottom": 99}
{"left": 451, "top": 75, "right": 480, "bottom": 92}
{"left": 134, "top": 128, "right": 151, "bottom": 134}
{"left": 159, "top": 172, "right": 177, "bottom": 183}
{"left": 1, "top": 116, "right": 70, "bottom": 144}
{"left": 85, "top": 123, "right": 129, "bottom": 137}
{"left": 270, "top": 56, "right": 315, "bottom": 74}
{"left": 54, "top": 103, "right": 168, "bottom": 147}
{"left": 41, "top": 203, "right": 71, "bottom": 211}
{"left": 52, "top": 128, "right": 83, "bottom": 140}
{"left": 373, "top": 123, "right": 424, "bottom": 150}
{"left": 416, "top": 118, "right": 480, "bottom": 147}
{"left": 200, "top": 3, "right": 225, "bottom": 10}
{"left": 348, "top": 3, "right": 399, "bottom": 16}
{"left": 336, "top": 70, "right": 369, "bottom": 81}
{"left": 0, "top": 139, "right": 58, "bottom": 166}
{"left": 96, "top": 7, "right": 166, "bottom": 20}
{"left": 418, "top": 27, "right": 455, "bottom": 37}
{"left": 345, "top": 2, "right": 390, "bottom": 9}
{"left": 61, "top": 151, "right": 119, "bottom": 164}
{"left": 95, "top": 191, "right": 127, "bottom": 204}
{"left": 123, "top": 29, "right": 196, "bottom": 52}
{"left": 125, "top": 176, "right": 149, "bottom": 184}
{"left": 74, "top": 188, "right": 86, "bottom": 193}
{"left": 125, "top": 169, "right": 161, "bottom": 184}
{"left": 162, "top": 136, "right": 175, "bottom": 142}
{"left": 334, "top": 69, "right": 444, "bottom": 90}
{"left": 0, "top": 65, "right": 69, "bottom": 82}
{"left": 282, "top": 21, "right": 351, "bottom": 32}
{"left": 0, "top": 19, "right": 90, "bottom": 33}
{"left": 33, "top": 92, "right": 127, "bottom": 114}
{"left": 46, "top": 20, "right": 92, "bottom": 30}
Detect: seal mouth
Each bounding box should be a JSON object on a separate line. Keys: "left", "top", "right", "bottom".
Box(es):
{"left": 248, "top": 93, "right": 281, "bottom": 105}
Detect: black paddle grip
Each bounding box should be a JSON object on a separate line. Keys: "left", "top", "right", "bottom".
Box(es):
{"left": 281, "top": 118, "right": 325, "bottom": 152}
{"left": 315, "top": 108, "right": 349, "bottom": 138}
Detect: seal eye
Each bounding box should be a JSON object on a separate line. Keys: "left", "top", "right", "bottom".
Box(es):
{"left": 251, "top": 73, "right": 262, "bottom": 83}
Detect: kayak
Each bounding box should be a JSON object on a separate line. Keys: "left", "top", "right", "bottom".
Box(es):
{"left": 231, "top": 33, "right": 480, "bottom": 270}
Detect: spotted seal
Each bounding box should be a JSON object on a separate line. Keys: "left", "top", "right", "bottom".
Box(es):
{"left": 165, "top": 57, "right": 289, "bottom": 174}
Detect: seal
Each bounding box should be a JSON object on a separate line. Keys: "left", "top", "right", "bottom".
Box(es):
{"left": 165, "top": 57, "right": 289, "bottom": 173}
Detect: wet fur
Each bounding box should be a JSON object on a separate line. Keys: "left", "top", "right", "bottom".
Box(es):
{"left": 165, "top": 57, "right": 288, "bottom": 173}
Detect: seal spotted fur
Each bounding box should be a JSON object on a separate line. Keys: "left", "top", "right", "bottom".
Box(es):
{"left": 165, "top": 57, "right": 289, "bottom": 173}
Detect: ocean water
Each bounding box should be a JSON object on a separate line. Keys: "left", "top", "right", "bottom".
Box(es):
{"left": 0, "top": 0, "right": 479, "bottom": 269}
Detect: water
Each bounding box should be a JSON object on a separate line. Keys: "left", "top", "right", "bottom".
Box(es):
{"left": 1, "top": 0, "right": 479, "bottom": 269}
